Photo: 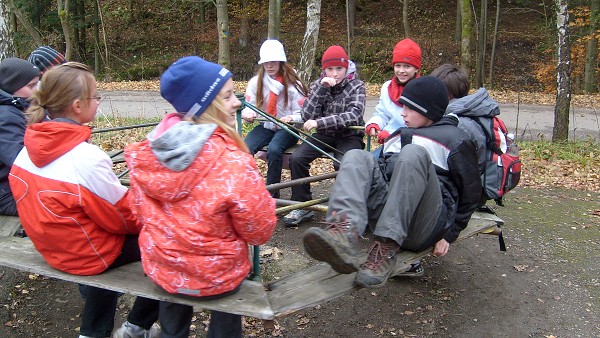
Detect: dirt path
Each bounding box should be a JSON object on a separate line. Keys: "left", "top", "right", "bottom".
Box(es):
{"left": 0, "top": 185, "right": 598, "bottom": 337}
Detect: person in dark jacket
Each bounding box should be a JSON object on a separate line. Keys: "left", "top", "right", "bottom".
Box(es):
{"left": 302, "top": 76, "right": 482, "bottom": 288}
{"left": 0, "top": 57, "right": 40, "bottom": 216}
{"left": 283, "top": 45, "right": 366, "bottom": 226}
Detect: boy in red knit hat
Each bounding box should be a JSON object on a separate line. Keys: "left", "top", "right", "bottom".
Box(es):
{"left": 283, "top": 45, "right": 366, "bottom": 226}
{"left": 365, "top": 38, "right": 421, "bottom": 154}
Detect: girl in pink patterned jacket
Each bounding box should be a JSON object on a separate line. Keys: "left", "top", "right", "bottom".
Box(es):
{"left": 124, "top": 56, "right": 277, "bottom": 338}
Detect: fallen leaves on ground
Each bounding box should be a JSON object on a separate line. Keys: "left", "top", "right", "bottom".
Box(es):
{"left": 98, "top": 80, "right": 600, "bottom": 108}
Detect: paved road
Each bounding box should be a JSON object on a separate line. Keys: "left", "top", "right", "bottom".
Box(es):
{"left": 98, "top": 90, "right": 600, "bottom": 142}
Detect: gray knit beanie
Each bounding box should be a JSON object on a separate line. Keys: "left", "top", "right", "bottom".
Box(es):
{"left": 0, "top": 58, "right": 40, "bottom": 95}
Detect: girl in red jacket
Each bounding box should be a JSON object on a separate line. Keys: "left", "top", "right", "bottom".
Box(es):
{"left": 9, "top": 62, "right": 159, "bottom": 337}
{"left": 125, "top": 56, "right": 277, "bottom": 337}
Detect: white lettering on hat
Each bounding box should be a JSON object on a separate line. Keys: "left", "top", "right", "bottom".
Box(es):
{"left": 219, "top": 68, "right": 229, "bottom": 77}
{"left": 200, "top": 78, "right": 221, "bottom": 103}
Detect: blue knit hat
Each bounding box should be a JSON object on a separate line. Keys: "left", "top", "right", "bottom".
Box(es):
{"left": 160, "top": 56, "right": 233, "bottom": 118}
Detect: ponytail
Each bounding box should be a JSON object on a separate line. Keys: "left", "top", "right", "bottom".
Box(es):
{"left": 26, "top": 62, "right": 95, "bottom": 125}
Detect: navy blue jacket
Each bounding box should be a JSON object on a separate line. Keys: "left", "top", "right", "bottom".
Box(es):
{"left": 0, "top": 89, "right": 28, "bottom": 201}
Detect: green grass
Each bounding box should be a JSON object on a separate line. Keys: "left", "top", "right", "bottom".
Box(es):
{"left": 520, "top": 139, "right": 600, "bottom": 166}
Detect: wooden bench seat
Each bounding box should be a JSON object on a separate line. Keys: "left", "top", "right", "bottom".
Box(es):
{"left": 0, "top": 210, "right": 502, "bottom": 321}
{"left": 0, "top": 215, "right": 21, "bottom": 237}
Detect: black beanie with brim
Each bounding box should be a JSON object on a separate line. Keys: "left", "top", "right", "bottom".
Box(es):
{"left": 399, "top": 76, "right": 449, "bottom": 123}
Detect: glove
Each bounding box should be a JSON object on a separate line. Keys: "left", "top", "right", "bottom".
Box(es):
{"left": 377, "top": 130, "right": 390, "bottom": 144}
{"left": 365, "top": 124, "right": 380, "bottom": 136}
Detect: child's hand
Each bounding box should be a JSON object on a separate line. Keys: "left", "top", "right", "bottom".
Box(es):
{"left": 241, "top": 110, "right": 257, "bottom": 123}
{"left": 432, "top": 239, "right": 450, "bottom": 257}
{"left": 320, "top": 77, "right": 337, "bottom": 87}
{"left": 303, "top": 119, "right": 318, "bottom": 131}
{"left": 280, "top": 115, "right": 293, "bottom": 123}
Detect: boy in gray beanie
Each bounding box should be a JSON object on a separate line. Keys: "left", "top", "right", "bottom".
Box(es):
{"left": 302, "top": 76, "right": 482, "bottom": 288}
{"left": 0, "top": 57, "right": 40, "bottom": 217}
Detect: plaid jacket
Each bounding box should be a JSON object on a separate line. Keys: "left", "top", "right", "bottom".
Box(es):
{"left": 301, "top": 76, "right": 366, "bottom": 138}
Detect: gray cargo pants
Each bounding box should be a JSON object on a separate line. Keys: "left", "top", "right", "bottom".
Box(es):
{"left": 326, "top": 145, "right": 444, "bottom": 250}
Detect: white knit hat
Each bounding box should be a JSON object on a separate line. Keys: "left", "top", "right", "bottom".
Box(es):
{"left": 258, "top": 40, "right": 287, "bottom": 65}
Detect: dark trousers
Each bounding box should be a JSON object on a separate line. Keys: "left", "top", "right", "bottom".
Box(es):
{"left": 79, "top": 235, "right": 159, "bottom": 337}
{"left": 158, "top": 286, "right": 242, "bottom": 338}
{"left": 0, "top": 192, "right": 18, "bottom": 216}
{"left": 245, "top": 124, "right": 298, "bottom": 198}
{"left": 289, "top": 133, "right": 363, "bottom": 202}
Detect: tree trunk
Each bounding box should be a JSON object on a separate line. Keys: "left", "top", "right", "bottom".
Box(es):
{"left": 5, "top": 0, "right": 43, "bottom": 46}
{"left": 268, "top": 0, "right": 281, "bottom": 39}
{"left": 402, "top": 0, "right": 411, "bottom": 38}
{"left": 0, "top": 0, "right": 15, "bottom": 58}
{"left": 460, "top": 0, "right": 472, "bottom": 76}
{"left": 346, "top": 0, "right": 356, "bottom": 55}
{"left": 199, "top": 0, "right": 206, "bottom": 34}
{"left": 239, "top": 0, "right": 249, "bottom": 48}
{"left": 488, "top": 0, "right": 500, "bottom": 89}
{"left": 57, "top": 0, "right": 73, "bottom": 60}
{"left": 297, "top": 0, "right": 321, "bottom": 84}
{"left": 455, "top": 0, "right": 462, "bottom": 43}
{"left": 553, "top": 0, "right": 571, "bottom": 142}
{"left": 476, "top": 0, "right": 487, "bottom": 88}
{"left": 95, "top": 0, "right": 109, "bottom": 79}
{"left": 216, "top": 0, "right": 231, "bottom": 68}
{"left": 583, "top": 0, "right": 598, "bottom": 93}
{"left": 93, "top": 0, "right": 100, "bottom": 75}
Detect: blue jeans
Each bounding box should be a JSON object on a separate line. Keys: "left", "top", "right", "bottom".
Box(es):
{"left": 245, "top": 124, "right": 298, "bottom": 198}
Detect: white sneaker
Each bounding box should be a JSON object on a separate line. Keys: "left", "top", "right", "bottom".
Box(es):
{"left": 283, "top": 209, "right": 315, "bottom": 226}
{"left": 112, "top": 321, "right": 160, "bottom": 338}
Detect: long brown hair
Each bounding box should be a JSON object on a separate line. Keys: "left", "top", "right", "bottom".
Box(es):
{"left": 255, "top": 62, "right": 308, "bottom": 109}
{"left": 27, "top": 62, "right": 95, "bottom": 125}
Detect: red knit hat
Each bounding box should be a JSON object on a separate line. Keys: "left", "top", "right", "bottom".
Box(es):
{"left": 321, "top": 45, "right": 349, "bottom": 70}
{"left": 392, "top": 38, "right": 422, "bottom": 69}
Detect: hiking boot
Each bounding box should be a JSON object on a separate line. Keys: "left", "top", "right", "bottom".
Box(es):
{"left": 283, "top": 209, "right": 315, "bottom": 227}
{"left": 354, "top": 240, "right": 400, "bottom": 288}
{"left": 302, "top": 218, "right": 360, "bottom": 274}
{"left": 112, "top": 321, "right": 161, "bottom": 338}
{"left": 392, "top": 260, "right": 424, "bottom": 278}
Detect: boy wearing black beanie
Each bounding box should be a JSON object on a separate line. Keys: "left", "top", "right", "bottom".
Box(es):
{"left": 0, "top": 58, "right": 40, "bottom": 216}
{"left": 302, "top": 76, "right": 482, "bottom": 288}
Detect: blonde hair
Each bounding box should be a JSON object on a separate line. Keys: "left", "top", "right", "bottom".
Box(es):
{"left": 188, "top": 98, "right": 249, "bottom": 153}
{"left": 27, "top": 62, "right": 95, "bottom": 125}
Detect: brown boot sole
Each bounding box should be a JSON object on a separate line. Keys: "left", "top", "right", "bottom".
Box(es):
{"left": 302, "top": 227, "right": 358, "bottom": 274}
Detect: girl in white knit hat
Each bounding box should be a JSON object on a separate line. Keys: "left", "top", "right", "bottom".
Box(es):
{"left": 241, "top": 39, "right": 308, "bottom": 198}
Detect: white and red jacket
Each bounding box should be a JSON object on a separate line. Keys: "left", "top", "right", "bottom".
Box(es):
{"left": 125, "top": 114, "right": 277, "bottom": 297}
{"left": 9, "top": 120, "right": 142, "bottom": 275}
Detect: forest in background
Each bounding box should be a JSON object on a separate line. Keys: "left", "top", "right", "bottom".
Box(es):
{"left": 2, "top": 0, "right": 599, "bottom": 93}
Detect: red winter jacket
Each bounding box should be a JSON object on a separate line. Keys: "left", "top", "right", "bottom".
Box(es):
{"left": 125, "top": 116, "right": 276, "bottom": 297}
{"left": 9, "top": 121, "right": 142, "bottom": 275}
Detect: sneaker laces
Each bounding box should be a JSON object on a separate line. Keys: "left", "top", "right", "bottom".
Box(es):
{"left": 361, "top": 241, "right": 398, "bottom": 270}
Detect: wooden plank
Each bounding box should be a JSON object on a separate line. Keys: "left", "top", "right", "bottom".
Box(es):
{"left": 0, "top": 237, "right": 275, "bottom": 320}
{"left": 107, "top": 150, "right": 125, "bottom": 164}
{"left": 0, "top": 215, "right": 21, "bottom": 238}
{"left": 267, "top": 210, "right": 503, "bottom": 317}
